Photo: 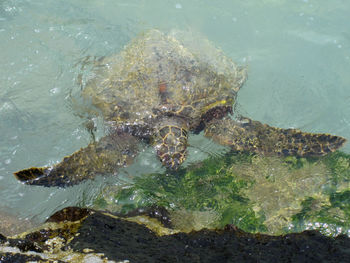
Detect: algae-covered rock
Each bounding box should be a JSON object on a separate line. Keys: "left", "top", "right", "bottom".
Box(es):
{"left": 0, "top": 207, "right": 173, "bottom": 263}
{"left": 1, "top": 206, "right": 350, "bottom": 263}
{"left": 230, "top": 155, "right": 330, "bottom": 234}
{"left": 94, "top": 151, "right": 350, "bottom": 236}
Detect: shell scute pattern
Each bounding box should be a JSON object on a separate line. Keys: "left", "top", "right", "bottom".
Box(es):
{"left": 82, "top": 30, "right": 245, "bottom": 131}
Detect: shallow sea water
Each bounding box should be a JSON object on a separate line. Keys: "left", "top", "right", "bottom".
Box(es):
{"left": 0, "top": 0, "right": 349, "bottom": 230}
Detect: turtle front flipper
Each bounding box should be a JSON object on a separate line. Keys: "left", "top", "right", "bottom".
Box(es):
{"left": 14, "top": 133, "right": 139, "bottom": 187}
{"left": 205, "top": 117, "right": 347, "bottom": 157}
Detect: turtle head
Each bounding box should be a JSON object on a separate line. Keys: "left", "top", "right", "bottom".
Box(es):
{"left": 153, "top": 117, "right": 189, "bottom": 169}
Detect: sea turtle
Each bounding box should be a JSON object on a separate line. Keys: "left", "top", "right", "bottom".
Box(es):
{"left": 14, "top": 29, "right": 346, "bottom": 187}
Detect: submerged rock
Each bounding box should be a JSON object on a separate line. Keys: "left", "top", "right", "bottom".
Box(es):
{"left": 1, "top": 206, "right": 350, "bottom": 262}
{"left": 94, "top": 151, "right": 350, "bottom": 236}
{"left": 0, "top": 209, "right": 34, "bottom": 236}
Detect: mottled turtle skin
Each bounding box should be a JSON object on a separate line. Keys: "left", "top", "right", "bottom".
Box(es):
{"left": 14, "top": 30, "right": 346, "bottom": 187}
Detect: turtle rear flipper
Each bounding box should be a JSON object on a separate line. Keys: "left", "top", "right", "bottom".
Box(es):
{"left": 205, "top": 117, "right": 347, "bottom": 157}
{"left": 14, "top": 133, "right": 139, "bottom": 187}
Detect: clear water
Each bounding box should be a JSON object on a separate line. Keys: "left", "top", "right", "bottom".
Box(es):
{"left": 0, "top": 0, "right": 349, "bottom": 229}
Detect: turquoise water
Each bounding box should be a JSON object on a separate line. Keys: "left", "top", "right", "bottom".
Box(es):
{"left": 0, "top": 0, "right": 349, "bottom": 229}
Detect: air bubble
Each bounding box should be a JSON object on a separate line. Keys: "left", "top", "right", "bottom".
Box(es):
{"left": 50, "top": 87, "right": 59, "bottom": 94}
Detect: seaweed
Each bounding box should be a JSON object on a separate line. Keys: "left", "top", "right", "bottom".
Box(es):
{"left": 323, "top": 151, "right": 350, "bottom": 184}
{"left": 291, "top": 190, "right": 350, "bottom": 237}
{"left": 94, "top": 151, "right": 350, "bottom": 236}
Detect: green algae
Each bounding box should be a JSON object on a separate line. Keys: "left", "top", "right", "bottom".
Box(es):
{"left": 323, "top": 151, "right": 350, "bottom": 184}
{"left": 93, "top": 150, "right": 350, "bottom": 236}
{"left": 291, "top": 190, "right": 350, "bottom": 237}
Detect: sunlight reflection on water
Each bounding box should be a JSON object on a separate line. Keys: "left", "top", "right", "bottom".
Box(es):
{"left": 0, "top": 0, "right": 349, "bottom": 231}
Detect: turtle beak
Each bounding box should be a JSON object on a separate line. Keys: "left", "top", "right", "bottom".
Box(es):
{"left": 154, "top": 125, "right": 188, "bottom": 170}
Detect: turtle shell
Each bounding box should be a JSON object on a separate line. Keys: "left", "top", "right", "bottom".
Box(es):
{"left": 82, "top": 29, "right": 247, "bottom": 131}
